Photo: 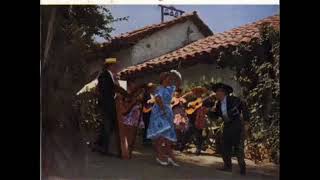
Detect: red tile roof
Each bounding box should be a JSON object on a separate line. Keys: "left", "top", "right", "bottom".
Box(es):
{"left": 100, "top": 11, "right": 213, "bottom": 54}
{"left": 118, "top": 15, "right": 279, "bottom": 80}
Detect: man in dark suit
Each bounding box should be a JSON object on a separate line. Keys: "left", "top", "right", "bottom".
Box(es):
{"left": 211, "top": 83, "right": 250, "bottom": 175}
{"left": 93, "top": 58, "right": 128, "bottom": 157}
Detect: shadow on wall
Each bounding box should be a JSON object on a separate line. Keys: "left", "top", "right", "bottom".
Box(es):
{"left": 129, "top": 63, "right": 242, "bottom": 97}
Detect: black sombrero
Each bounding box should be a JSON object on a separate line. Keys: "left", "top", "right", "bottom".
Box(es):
{"left": 211, "top": 83, "right": 233, "bottom": 94}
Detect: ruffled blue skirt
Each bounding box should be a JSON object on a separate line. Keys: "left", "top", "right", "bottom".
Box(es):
{"left": 146, "top": 104, "right": 177, "bottom": 142}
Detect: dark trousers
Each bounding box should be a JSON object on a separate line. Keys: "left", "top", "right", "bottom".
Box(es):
{"left": 96, "top": 111, "right": 111, "bottom": 149}
{"left": 181, "top": 124, "right": 204, "bottom": 151}
{"left": 142, "top": 112, "right": 151, "bottom": 143}
{"left": 175, "top": 129, "right": 184, "bottom": 147}
{"left": 95, "top": 105, "right": 120, "bottom": 155}
{"left": 222, "top": 121, "right": 246, "bottom": 171}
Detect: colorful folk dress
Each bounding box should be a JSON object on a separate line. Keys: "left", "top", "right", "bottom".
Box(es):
{"left": 147, "top": 85, "right": 177, "bottom": 142}
{"left": 173, "top": 103, "right": 189, "bottom": 132}
{"left": 122, "top": 104, "right": 144, "bottom": 128}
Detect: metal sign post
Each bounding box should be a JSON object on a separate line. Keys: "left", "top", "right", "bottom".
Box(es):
{"left": 158, "top": 5, "right": 185, "bottom": 23}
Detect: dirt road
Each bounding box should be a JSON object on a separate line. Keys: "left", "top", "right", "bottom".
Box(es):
{"left": 48, "top": 144, "right": 279, "bottom": 180}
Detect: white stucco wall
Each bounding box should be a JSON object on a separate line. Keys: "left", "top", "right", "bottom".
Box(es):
{"left": 106, "top": 20, "right": 206, "bottom": 74}
{"left": 133, "top": 63, "right": 243, "bottom": 97}
{"left": 128, "top": 20, "right": 205, "bottom": 65}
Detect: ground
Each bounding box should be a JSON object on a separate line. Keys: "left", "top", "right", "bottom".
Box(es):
{"left": 47, "top": 142, "right": 279, "bottom": 180}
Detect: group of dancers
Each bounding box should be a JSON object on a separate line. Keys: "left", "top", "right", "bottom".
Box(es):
{"left": 92, "top": 58, "right": 250, "bottom": 175}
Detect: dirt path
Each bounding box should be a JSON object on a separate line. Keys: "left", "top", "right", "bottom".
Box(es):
{"left": 48, "top": 144, "right": 279, "bottom": 180}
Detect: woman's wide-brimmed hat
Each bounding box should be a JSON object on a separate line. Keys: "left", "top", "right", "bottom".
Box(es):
{"left": 169, "top": 69, "right": 182, "bottom": 81}
{"left": 211, "top": 83, "right": 233, "bottom": 94}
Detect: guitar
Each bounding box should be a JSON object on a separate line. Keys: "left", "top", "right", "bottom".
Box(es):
{"left": 170, "top": 91, "right": 192, "bottom": 108}
{"left": 143, "top": 91, "right": 192, "bottom": 112}
{"left": 185, "top": 92, "right": 216, "bottom": 115}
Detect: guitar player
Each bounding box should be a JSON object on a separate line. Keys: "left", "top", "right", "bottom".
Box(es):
{"left": 179, "top": 88, "right": 214, "bottom": 155}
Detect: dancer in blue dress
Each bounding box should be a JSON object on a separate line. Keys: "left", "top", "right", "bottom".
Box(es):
{"left": 147, "top": 70, "right": 182, "bottom": 166}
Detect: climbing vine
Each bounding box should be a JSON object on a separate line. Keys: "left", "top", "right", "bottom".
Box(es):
{"left": 218, "top": 24, "right": 280, "bottom": 163}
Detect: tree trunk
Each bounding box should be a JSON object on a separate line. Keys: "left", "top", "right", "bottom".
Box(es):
{"left": 41, "top": 6, "right": 105, "bottom": 178}
{"left": 42, "top": 70, "right": 87, "bottom": 178}
{"left": 41, "top": 42, "right": 90, "bottom": 178}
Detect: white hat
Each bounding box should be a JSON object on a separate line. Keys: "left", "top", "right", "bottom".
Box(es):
{"left": 170, "top": 69, "right": 182, "bottom": 81}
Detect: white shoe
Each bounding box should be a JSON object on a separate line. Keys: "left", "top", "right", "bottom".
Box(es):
{"left": 168, "top": 158, "right": 180, "bottom": 167}
{"left": 156, "top": 158, "right": 169, "bottom": 166}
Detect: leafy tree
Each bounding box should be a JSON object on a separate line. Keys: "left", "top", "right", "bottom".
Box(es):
{"left": 40, "top": 5, "right": 128, "bottom": 177}
{"left": 239, "top": 26, "right": 279, "bottom": 163}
